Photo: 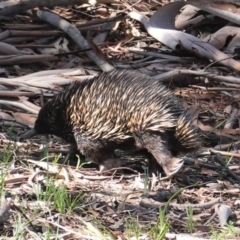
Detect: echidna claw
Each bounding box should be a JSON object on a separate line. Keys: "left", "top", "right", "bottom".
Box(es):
{"left": 163, "top": 157, "right": 184, "bottom": 178}
{"left": 99, "top": 165, "right": 105, "bottom": 172}
{"left": 99, "top": 158, "right": 122, "bottom": 172}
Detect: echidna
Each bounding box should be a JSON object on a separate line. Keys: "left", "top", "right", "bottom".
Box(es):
{"left": 20, "top": 70, "right": 200, "bottom": 177}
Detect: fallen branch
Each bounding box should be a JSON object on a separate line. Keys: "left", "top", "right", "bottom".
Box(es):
{"left": 153, "top": 68, "right": 240, "bottom": 84}
{"left": 0, "top": 0, "right": 120, "bottom": 16}
{"left": 213, "top": 152, "right": 240, "bottom": 181}
{"left": 0, "top": 100, "right": 39, "bottom": 114}
{"left": 36, "top": 10, "right": 114, "bottom": 72}
{"left": 0, "top": 54, "right": 58, "bottom": 65}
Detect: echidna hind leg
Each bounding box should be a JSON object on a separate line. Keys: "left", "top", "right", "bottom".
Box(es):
{"left": 134, "top": 133, "right": 184, "bottom": 177}
{"left": 99, "top": 158, "right": 123, "bottom": 171}
{"left": 74, "top": 134, "right": 120, "bottom": 170}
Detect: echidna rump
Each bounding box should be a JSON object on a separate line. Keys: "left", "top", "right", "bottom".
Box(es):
{"left": 20, "top": 70, "right": 200, "bottom": 177}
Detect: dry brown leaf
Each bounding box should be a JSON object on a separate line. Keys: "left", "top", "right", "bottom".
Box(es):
{"left": 128, "top": 2, "right": 240, "bottom": 71}
{"left": 204, "top": 26, "right": 240, "bottom": 51}
{"left": 216, "top": 204, "right": 232, "bottom": 227}
{"left": 189, "top": 0, "right": 240, "bottom": 25}
{"left": 175, "top": 5, "right": 212, "bottom": 30}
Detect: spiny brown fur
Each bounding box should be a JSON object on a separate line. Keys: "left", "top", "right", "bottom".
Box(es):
{"left": 23, "top": 70, "right": 200, "bottom": 176}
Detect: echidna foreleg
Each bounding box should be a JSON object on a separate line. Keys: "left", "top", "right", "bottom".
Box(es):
{"left": 68, "top": 142, "right": 83, "bottom": 161}
{"left": 134, "top": 132, "right": 184, "bottom": 177}
{"left": 74, "top": 133, "right": 121, "bottom": 170}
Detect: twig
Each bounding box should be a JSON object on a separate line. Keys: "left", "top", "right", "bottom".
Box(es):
{"left": 183, "top": 157, "right": 221, "bottom": 171}
{"left": 214, "top": 141, "right": 240, "bottom": 151}
{"left": 209, "top": 149, "right": 240, "bottom": 159}
{"left": 0, "top": 54, "right": 58, "bottom": 65}
{"left": 153, "top": 68, "right": 240, "bottom": 84}
{"left": 140, "top": 197, "right": 221, "bottom": 209}
{"left": 129, "top": 49, "right": 195, "bottom": 62}
{"left": 0, "top": 0, "right": 120, "bottom": 16}
{"left": 0, "top": 91, "right": 40, "bottom": 97}
{"left": 213, "top": 152, "right": 240, "bottom": 181}
{"left": 224, "top": 108, "right": 239, "bottom": 129}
